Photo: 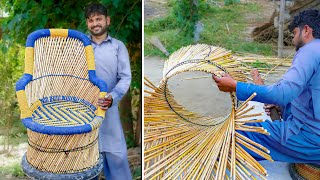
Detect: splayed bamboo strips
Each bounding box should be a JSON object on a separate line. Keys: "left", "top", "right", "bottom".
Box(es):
{"left": 235, "top": 119, "right": 265, "bottom": 124}
{"left": 235, "top": 103, "right": 249, "bottom": 114}
{"left": 235, "top": 105, "right": 255, "bottom": 117}
{"left": 236, "top": 112, "right": 264, "bottom": 119}
{"left": 236, "top": 93, "right": 257, "bottom": 112}
{"left": 236, "top": 144, "right": 267, "bottom": 174}
{"left": 143, "top": 44, "right": 288, "bottom": 179}
{"left": 236, "top": 138, "right": 272, "bottom": 161}
{"left": 236, "top": 132, "right": 269, "bottom": 153}
{"left": 236, "top": 127, "right": 269, "bottom": 135}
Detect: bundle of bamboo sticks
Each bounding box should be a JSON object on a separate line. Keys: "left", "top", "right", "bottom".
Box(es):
{"left": 144, "top": 44, "right": 276, "bottom": 179}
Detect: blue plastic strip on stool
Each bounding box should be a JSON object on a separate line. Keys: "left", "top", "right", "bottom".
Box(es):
{"left": 22, "top": 153, "right": 103, "bottom": 180}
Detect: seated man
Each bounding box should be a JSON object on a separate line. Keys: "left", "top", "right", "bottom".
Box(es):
{"left": 212, "top": 9, "right": 320, "bottom": 163}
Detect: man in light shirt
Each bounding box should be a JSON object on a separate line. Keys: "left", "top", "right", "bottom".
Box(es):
{"left": 85, "top": 3, "right": 132, "bottom": 179}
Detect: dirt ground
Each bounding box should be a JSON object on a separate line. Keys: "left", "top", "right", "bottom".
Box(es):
{"left": 144, "top": 0, "right": 168, "bottom": 21}
{"left": 243, "top": 0, "right": 275, "bottom": 41}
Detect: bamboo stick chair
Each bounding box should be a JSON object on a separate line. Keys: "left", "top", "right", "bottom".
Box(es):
{"left": 16, "top": 29, "right": 107, "bottom": 179}
{"left": 144, "top": 44, "right": 273, "bottom": 179}
{"left": 289, "top": 163, "right": 320, "bottom": 180}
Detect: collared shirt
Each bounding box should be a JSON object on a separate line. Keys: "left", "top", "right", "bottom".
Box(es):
{"left": 89, "top": 34, "right": 131, "bottom": 152}
{"left": 236, "top": 39, "right": 320, "bottom": 143}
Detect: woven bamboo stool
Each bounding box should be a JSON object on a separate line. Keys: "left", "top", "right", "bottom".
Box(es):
{"left": 16, "top": 29, "right": 108, "bottom": 180}
{"left": 144, "top": 44, "right": 274, "bottom": 179}
{"left": 289, "top": 163, "right": 320, "bottom": 180}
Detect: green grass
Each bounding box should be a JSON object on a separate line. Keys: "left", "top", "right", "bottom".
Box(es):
{"left": 245, "top": 60, "right": 273, "bottom": 69}
{"left": 133, "top": 166, "right": 142, "bottom": 179}
{"left": 144, "top": 1, "right": 275, "bottom": 57}
{"left": 0, "top": 162, "right": 25, "bottom": 177}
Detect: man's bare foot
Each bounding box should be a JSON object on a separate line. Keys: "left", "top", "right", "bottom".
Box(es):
{"left": 251, "top": 69, "right": 264, "bottom": 85}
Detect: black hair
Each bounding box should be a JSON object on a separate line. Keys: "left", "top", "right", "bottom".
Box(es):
{"left": 85, "top": 3, "right": 107, "bottom": 19}
{"left": 288, "top": 9, "right": 320, "bottom": 38}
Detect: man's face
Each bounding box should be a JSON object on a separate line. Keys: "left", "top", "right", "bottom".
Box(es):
{"left": 86, "top": 14, "right": 110, "bottom": 36}
{"left": 292, "top": 27, "right": 304, "bottom": 51}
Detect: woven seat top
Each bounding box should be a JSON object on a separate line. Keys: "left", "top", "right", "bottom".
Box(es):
{"left": 21, "top": 96, "right": 102, "bottom": 135}
{"left": 32, "top": 101, "right": 95, "bottom": 127}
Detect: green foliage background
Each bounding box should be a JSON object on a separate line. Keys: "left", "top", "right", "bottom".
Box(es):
{"left": 2, "top": 0, "right": 141, "bottom": 44}
{"left": 145, "top": 0, "right": 274, "bottom": 57}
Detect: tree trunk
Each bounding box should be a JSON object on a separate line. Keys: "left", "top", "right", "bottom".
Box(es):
{"left": 253, "top": 0, "right": 320, "bottom": 46}
{"left": 119, "top": 91, "right": 135, "bottom": 147}
{"left": 135, "top": 97, "right": 142, "bottom": 146}
{"left": 278, "top": 0, "right": 285, "bottom": 57}
{"left": 127, "top": 42, "right": 142, "bottom": 147}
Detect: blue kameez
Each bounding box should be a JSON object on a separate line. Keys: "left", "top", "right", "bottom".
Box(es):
{"left": 236, "top": 39, "right": 320, "bottom": 162}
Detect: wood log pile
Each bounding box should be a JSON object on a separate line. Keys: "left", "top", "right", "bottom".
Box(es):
{"left": 252, "top": 0, "right": 320, "bottom": 46}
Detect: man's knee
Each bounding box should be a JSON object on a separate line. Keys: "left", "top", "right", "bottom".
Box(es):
{"left": 104, "top": 152, "right": 129, "bottom": 168}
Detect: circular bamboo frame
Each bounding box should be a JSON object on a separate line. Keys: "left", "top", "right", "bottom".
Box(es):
{"left": 162, "top": 59, "right": 237, "bottom": 126}
{"left": 144, "top": 44, "right": 273, "bottom": 180}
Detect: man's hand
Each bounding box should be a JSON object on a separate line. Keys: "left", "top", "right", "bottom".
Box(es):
{"left": 97, "top": 94, "right": 113, "bottom": 110}
{"left": 264, "top": 104, "right": 281, "bottom": 116}
{"left": 249, "top": 69, "right": 282, "bottom": 120}
{"left": 212, "top": 73, "right": 237, "bottom": 92}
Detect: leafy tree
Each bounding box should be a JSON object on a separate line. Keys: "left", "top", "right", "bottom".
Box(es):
{"left": 2, "top": 0, "right": 141, "bottom": 48}
{"left": 0, "top": 41, "right": 24, "bottom": 152}
{"left": 173, "top": 0, "right": 200, "bottom": 36}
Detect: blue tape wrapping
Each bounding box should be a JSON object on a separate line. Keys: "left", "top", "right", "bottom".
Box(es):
{"left": 88, "top": 70, "right": 108, "bottom": 92}
{"left": 26, "top": 29, "right": 50, "bottom": 47}
{"left": 68, "top": 29, "right": 91, "bottom": 46}
{"left": 26, "top": 29, "right": 91, "bottom": 47}
{"left": 16, "top": 74, "right": 33, "bottom": 91}
{"left": 22, "top": 117, "right": 93, "bottom": 135}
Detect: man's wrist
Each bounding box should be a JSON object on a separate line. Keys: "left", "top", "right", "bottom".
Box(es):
{"left": 108, "top": 98, "right": 113, "bottom": 108}
{"left": 232, "top": 80, "right": 237, "bottom": 92}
